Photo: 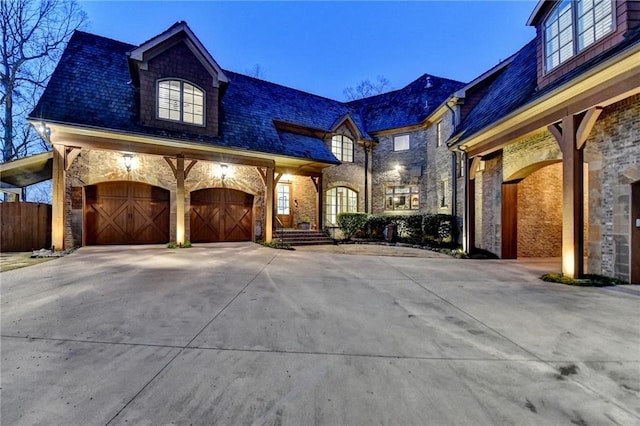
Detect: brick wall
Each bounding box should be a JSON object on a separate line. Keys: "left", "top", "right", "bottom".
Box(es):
{"left": 517, "top": 162, "right": 562, "bottom": 257}
{"left": 65, "top": 150, "right": 265, "bottom": 247}
{"left": 474, "top": 152, "right": 503, "bottom": 256}
{"left": 585, "top": 93, "right": 640, "bottom": 281}
{"left": 138, "top": 41, "right": 220, "bottom": 136}
{"left": 288, "top": 175, "right": 318, "bottom": 228}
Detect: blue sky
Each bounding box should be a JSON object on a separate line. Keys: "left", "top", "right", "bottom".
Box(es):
{"left": 79, "top": 1, "right": 538, "bottom": 100}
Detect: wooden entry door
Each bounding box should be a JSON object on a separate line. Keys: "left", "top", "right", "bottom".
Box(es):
{"left": 632, "top": 181, "right": 640, "bottom": 284}
{"left": 276, "top": 183, "right": 293, "bottom": 228}
{"left": 190, "top": 188, "right": 253, "bottom": 242}
{"left": 501, "top": 181, "right": 519, "bottom": 259}
{"left": 85, "top": 182, "right": 170, "bottom": 245}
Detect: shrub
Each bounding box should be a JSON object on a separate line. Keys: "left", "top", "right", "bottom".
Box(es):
{"left": 337, "top": 212, "right": 369, "bottom": 240}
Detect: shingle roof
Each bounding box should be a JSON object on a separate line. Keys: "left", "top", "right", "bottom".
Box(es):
{"left": 453, "top": 26, "right": 640, "bottom": 145}
{"left": 347, "top": 74, "right": 466, "bottom": 133}
{"left": 452, "top": 39, "right": 538, "bottom": 142}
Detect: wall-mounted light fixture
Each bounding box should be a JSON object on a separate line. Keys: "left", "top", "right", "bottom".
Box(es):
{"left": 220, "top": 164, "right": 228, "bottom": 179}
{"left": 123, "top": 154, "right": 133, "bottom": 172}
{"left": 394, "top": 164, "right": 402, "bottom": 172}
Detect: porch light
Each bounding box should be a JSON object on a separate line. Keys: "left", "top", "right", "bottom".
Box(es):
{"left": 220, "top": 164, "right": 228, "bottom": 179}
{"left": 35, "top": 122, "right": 51, "bottom": 140}
{"left": 123, "top": 154, "right": 133, "bottom": 172}
{"left": 281, "top": 174, "right": 292, "bottom": 182}
{"left": 394, "top": 164, "right": 401, "bottom": 172}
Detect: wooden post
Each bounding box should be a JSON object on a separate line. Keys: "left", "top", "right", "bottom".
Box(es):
{"left": 561, "top": 114, "right": 584, "bottom": 278}
{"left": 51, "top": 144, "right": 66, "bottom": 250}
{"left": 265, "top": 167, "right": 274, "bottom": 242}
{"left": 176, "top": 155, "right": 186, "bottom": 245}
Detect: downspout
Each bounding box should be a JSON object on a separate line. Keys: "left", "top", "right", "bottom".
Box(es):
{"left": 363, "top": 141, "right": 369, "bottom": 213}
{"left": 445, "top": 101, "right": 457, "bottom": 219}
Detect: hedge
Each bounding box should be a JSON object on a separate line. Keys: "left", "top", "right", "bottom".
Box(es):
{"left": 335, "top": 213, "right": 459, "bottom": 247}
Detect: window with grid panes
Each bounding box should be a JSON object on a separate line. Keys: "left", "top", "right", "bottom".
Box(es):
{"left": 331, "top": 135, "right": 354, "bottom": 162}
{"left": 157, "top": 79, "right": 205, "bottom": 125}
{"left": 385, "top": 186, "right": 420, "bottom": 211}
{"left": 544, "top": 0, "right": 613, "bottom": 71}
{"left": 326, "top": 187, "right": 358, "bottom": 225}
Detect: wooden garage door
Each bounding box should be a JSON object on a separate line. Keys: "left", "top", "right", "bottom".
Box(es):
{"left": 190, "top": 188, "right": 253, "bottom": 242}
{"left": 85, "top": 182, "right": 170, "bottom": 245}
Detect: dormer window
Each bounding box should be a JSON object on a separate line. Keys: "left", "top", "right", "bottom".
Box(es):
{"left": 157, "top": 79, "right": 205, "bottom": 126}
{"left": 544, "top": 0, "right": 614, "bottom": 72}
{"left": 331, "top": 134, "right": 354, "bottom": 162}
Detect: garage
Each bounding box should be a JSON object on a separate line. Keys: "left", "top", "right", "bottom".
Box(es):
{"left": 85, "top": 181, "right": 170, "bottom": 245}
{"left": 190, "top": 188, "right": 253, "bottom": 242}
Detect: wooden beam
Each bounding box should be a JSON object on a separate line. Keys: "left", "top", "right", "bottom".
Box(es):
{"left": 164, "top": 157, "right": 177, "bottom": 179}
{"left": 547, "top": 123, "right": 563, "bottom": 149}
{"left": 576, "top": 107, "right": 603, "bottom": 150}
{"left": 176, "top": 155, "right": 186, "bottom": 245}
{"left": 310, "top": 176, "right": 320, "bottom": 192}
{"left": 51, "top": 144, "right": 66, "bottom": 250}
{"left": 184, "top": 160, "right": 198, "bottom": 179}
{"left": 256, "top": 167, "right": 267, "bottom": 186}
{"left": 264, "top": 167, "right": 274, "bottom": 242}
{"left": 274, "top": 172, "right": 282, "bottom": 186}
{"left": 560, "top": 114, "right": 584, "bottom": 278}
{"left": 65, "top": 148, "right": 82, "bottom": 171}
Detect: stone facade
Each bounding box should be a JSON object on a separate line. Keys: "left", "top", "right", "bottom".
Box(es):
{"left": 474, "top": 152, "right": 503, "bottom": 256}
{"left": 585, "top": 94, "right": 640, "bottom": 281}
{"left": 65, "top": 149, "right": 266, "bottom": 247}
{"left": 287, "top": 175, "right": 318, "bottom": 229}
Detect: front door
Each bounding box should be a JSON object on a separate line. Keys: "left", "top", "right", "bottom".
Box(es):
{"left": 276, "top": 183, "right": 293, "bottom": 228}
{"left": 632, "top": 181, "right": 640, "bottom": 284}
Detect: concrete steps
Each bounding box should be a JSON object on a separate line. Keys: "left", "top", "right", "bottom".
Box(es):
{"left": 275, "top": 229, "right": 334, "bottom": 246}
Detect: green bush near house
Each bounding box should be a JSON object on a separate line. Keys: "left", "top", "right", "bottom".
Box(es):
{"left": 333, "top": 213, "right": 459, "bottom": 247}
{"left": 541, "top": 273, "right": 627, "bottom": 286}
{"left": 337, "top": 212, "right": 370, "bottom": 240}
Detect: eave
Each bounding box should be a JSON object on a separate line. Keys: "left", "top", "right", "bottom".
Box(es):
{"left": 28, "top": 121, "right": 335, "bottom": 176}
{"left": 0, "top": 151, "right": 53, "bottom": 187}
{"left": 454, "top": 42, "right": 640, "bottom": 157}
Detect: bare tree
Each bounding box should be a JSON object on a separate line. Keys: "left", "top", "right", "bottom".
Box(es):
{"left": 343, "top": 75, "right": 391, "bottom": 101}
{"left": 1, "top": 0, "right": 86, "bottom": 164}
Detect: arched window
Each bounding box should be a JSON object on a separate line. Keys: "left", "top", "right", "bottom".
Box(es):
{"left": 326, "top": 187, "right": 358, "bottom": 225}
{"left": 331, "top": 135, "right": 354, "bottom": 162}
{"left": 157, "top": 79, "right": 205, "bottom": 125}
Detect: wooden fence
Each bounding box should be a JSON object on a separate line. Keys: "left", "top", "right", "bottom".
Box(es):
{"left": 0, "top": 202, "right": 52, "bottom": 252}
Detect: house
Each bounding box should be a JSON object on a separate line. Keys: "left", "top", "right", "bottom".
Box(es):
{"left": 23, "top": 0, "right": 640, "bottom": 283}
{"left": 448, "top": 0, "right": 640, "bottom": 282}
{"left": 27, "top": 22, "right": 464, "bottom": 249}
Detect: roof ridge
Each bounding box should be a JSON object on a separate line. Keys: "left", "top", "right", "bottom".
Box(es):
{"left": 72, "top": 30, "right": 136, "bottom": 49}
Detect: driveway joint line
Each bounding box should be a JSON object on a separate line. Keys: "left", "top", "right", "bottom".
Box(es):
{"left": 379, "top": 257, "right": 640, "bottom": 421}
{"left": 0, "top": 334, "right": 184, "bottom": 349}
{"left": 105, "top": 251, "right": 279, "bottom": 425}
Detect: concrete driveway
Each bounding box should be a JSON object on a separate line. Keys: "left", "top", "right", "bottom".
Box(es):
{"left": 1, "top": 243, "right": 639, "bottom": 425}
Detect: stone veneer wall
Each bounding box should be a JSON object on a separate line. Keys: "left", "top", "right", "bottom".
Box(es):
{"left": 474, "top": 153, "right": 503, "bottom": 256}
{"left": 425, "top": 116, "right": 456, "bottom": 215}
{"left": 323, "top": 125, "right": 368, "bottom": 224}
{"left": 288, "top": 175, "right": 318, "bottom": 228}
{"left": 585, "top": 94, "right": 640, "bottom": 281}
{"left": 65, "top": 149, "right": 265, "bottom": 247}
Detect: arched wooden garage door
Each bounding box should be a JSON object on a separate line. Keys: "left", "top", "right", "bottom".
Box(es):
{"left": 85, "top": 182, "right": 170, "bottom": 245}
{"left": 190, "top": 188, "right": 253, "bottom": 242}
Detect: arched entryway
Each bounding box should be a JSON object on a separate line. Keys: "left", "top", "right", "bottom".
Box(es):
{"left": 190, "top": 188, "right": 253, "bottom": 242}
{"left": 84, "top": 181, "right": 170, "bottom": 245}
{"left": 502, "top": 161, "right": 565, "bottom": 259}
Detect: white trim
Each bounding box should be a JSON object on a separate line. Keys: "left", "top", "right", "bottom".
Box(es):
{"left": 129, "top": 22, "right": 229, "bottom": 84}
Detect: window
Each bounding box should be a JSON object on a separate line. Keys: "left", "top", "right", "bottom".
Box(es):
{"left": 326, "top": 187, "right": 358, "bottom": 225}
{"left": 394, "top": 135, "right": 410, "bottom": 151}
{"left": 385, "top": 186, "right": 419, "bottom": 211}
{"left": 157, "top": 79, "right": 205, "bottom": 125}
{"left": 276, "top": 184, "right": 290, "bottom": 215}
{"left": 436, "top": 122, "right": 442, "bottom": 147}
{"left": 440, "top": 180, "right": 448, "bottom": 207}
{"left": 544, "top": 0, "right": 613, "bottom": 71}
{"left": 331, "top": 135, "right": 354, "bottom": 162}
